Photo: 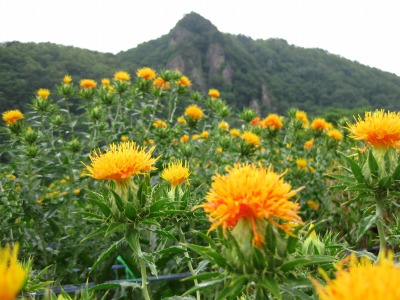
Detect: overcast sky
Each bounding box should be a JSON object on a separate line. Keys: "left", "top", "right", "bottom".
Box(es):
{"left": 1, "top": 0, "right": 400, "bottom": 76}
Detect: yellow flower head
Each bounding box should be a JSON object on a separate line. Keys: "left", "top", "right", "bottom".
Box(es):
{"left": 180, "top": 135, "right": 189, "bottom": 143}
{"left": 347, "top": 110, "right": 400, "bottom": 149}
{"left": 208, "top": 89, "right": 220, "bottom": 99}
{"left": 177, "top": 76, "right": 191, "bottom": 87}
{"left": 63, "top": 75, "right": 72, "bottom": 84}
{"left": 37, "top": 88, "right": 50, "bottom": 100}
{"left": 219, "top": 121, "right": 229, "bottom": 130}
{"left": 241, "top": 131, "right": 261, "bottom": 147}
{"left": 177, "top": 117, "right": 187, "bottom": 125}
{"left": 311, "top": 118, "right": 329, "bottom": 131}
{"left": 2, "top": 110, "right": 24, "bottom": 125}
{"left": 192, "top": 134, "right": 200, "bottom": 140}
{"left": 313, "top": 251, "right": 400, "bottom": 300}
{"left": 74, "top": 189, "right": 81, "bottom": 195}
{"left": 304, "top": 138, "right": 314, "bottom": 150}
{"left": 80, "top": 79, "right": 97, "bottom": 89}
{"left": 153, "top": 77, "right": 170, "bottom": 90}
{"left": 137, "top": 67, "right": 156, "bottom": 80}
{"left": 84, "top": 141, "right": 159, "bottom": 183}
{"left": 295, "top": 110, "right": 309, "bottom": 127}
{"left": 198, "top": 163, "right": 303, "bottom": 247}
{"left": 0, "top": 243, "right": 29, "bottom": 300}
{"left": 114, "top": 71, "right": 131, "bottom": 81}
{"left": 184, "top": 105, "right": 204, "bottom": 121}
{"left": 262, "top": 114, "right": 283, "bottom": 130}
{"left": 201, "top": 131, "right": 209, "bottom": 139}
{"left": 120, "top": 135, "right": 129, "bottom": 142}
{"left": 296, "top": 158, "right": 307, "bottom": 169}
{"left": 217, "top": 147, "right": 223, "bottom": 154}
{"left": 153, "top": 120, "right": 167, "bottom": 128}
{"left": 161, "top": 160, "right": 190, "bottom": 187}
{"left": 307, "top": 200, "right": 319, "bottom": 211}
{"left": 230, "top": 128, "right": 240, "bottom": 137}
{"left": 101, "top": 78, "right": 110, "bottom": 86}
{"left": 327, "top": 129, "right": 343, "bottom": 141}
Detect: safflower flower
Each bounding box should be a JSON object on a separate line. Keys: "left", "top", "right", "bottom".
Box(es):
{"left": 327, "top": 129, "right": 343, "bottom": 141}
{"left": 161, "top": 160, "right": 190, "bottom": 187}
{"left": 153, "top": 120, "right": 167, "bottom": 128}
{"left": 230, "top": 128, "right": 240, "bottom": 137}
{"left": 84, "top": 141, "right": 159, "bottom": 183}
{"left": 311, "top": 118, "right": 329, "bottom": 131}
{"left": 262, "top": 114, "right": 283, "bottom": 130}
{"left": 347, "top": 110, "right": 400, "bottom": 149}
{"left": 208, "top": 89, "right": 220, "bottom": 99}
{"left": 197, "top": 163, "right": 303, "bottom": 247}
{"left": 37, "top": 88, "right": 50, "bottom": 100}
{"left": 241, "top": 131, "right": 261, "bottom": 147}
{"left": 2, "top": 110, "right": 24, "bottom": 125}
{"left": 184, "top": 105, "right": 204, "bottom": 121}
{"left": 219, "top": 121, "right": 229, "bottom": 130}
{"left": 177, "top": 76, "right": 191, "bottom": 87}
{"left": 101, "top": 78, "right": 110, "bottom": 86}
{"left": 313, "top": 251, "right": 400, "bottom": 300}
{"left": 0, "top": 243, "right": 29, "bottom": 300}
{"left": 63, "top": 75, "right": 72, "bottom": 84}
{"left": 295, "top": 110, "right": 309, "bottom": 127}
{"left": 137, "top": 67, "right": 156, "bottom": 80}
{"left": 114, "top": 71, "right": 130, "bottom": 81}
{"left": 80, "top": 79, "right": 97, "bottom": 89}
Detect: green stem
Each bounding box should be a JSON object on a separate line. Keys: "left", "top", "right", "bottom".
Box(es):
{"left": 375, "top": 197, "right": 387, "bottom": 260}
{"left": 139, "top": 258, "right": 151, "bottom": 300}
{"left": 176, "top": 225, "right": 200, "bottom": 300}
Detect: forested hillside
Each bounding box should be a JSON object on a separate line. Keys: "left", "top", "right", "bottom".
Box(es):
{"left": 1, "top": 12, "right": 400, "bottom": 116}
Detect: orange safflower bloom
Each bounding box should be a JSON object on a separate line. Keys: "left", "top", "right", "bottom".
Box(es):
{"left": 184, "top": 105, "right": 204, "bottom": 121}
{"left": 304, "top": 138, "right": 314, "bottom": 150}
{"left": 161, "top": 160, "right": 190, "bottom": 187}
{"left": 313, "top": 251, "right": 400, "bottom": 300}
{"left": 311, "top": 118, "right": 329, "bottom": 131}
{"left": 230, "top": 129, "right": 240, "bottom": 137}
{"left": 198, "top": 163, "right": 303, "bottom": 247}
{"left": 177, "top": 76, "right": 191, "bottom": 87}
{"left": 2, "top": 110, "right": 24, "bottom": 125}
{"left": 327, "top": 129, "right": 343, "bottom": 141}
{"left": 153, "top": 77, "right": 170, "bottom": 90}
{"left": 84, "top": 142, "right": 159, "bottom": 183}
{"left": 241, "top": 131, "right": 261, "bottom": 146}
{"left": 347, "top": 110, "right": 400, "bottom": 149}
{"left": 153, "top": 120, "right": 167, "bottom": 128}
{"left": 262, "top": 114, "right": 283, "bottom": 130}
{"left": 137, "top": 67, "right": 156, "bottom": 80}
{"left": 208, "top": 89, "right": 220, "bottom": 99}
{"left": 180, "top": 135, "right": 189, "bottom": 143}
{"left": 114, "top": 71, "right": 131, "bottom": 81}
{"left": 201, "top": 131, "right": 209, "bottom": 138}
{"left": 250, "top": 117, "right": 261, "bottom": 126}
{"left": 80, "top": 79, "right": 97, "bottom": 89}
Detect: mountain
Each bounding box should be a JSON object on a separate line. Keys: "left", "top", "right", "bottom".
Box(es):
{"left": 1, "top": 12, "right": 400, "bottom": 115}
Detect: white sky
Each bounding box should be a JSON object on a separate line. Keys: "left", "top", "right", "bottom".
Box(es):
{"left": 1, "top": 0, "right": 400, "bottom": 75}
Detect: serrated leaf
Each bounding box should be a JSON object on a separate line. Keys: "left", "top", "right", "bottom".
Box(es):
{"left": 159, "top": 246, "right": 187, "bottom": 256}
{"left": 185, "top": 244, "right": 227, "bottom": 268}
{"left": 81, "top": 226, "right": 108, "bottom": 242}
{"left": 106, "top": 223, "right": 125, "bottom": 237}
{"left": 192, "top": 230, "right": 217, "bottom": 249}
{"left": 392, "top": 163, "right": 400, "bottom": 181}
{"left": 76, "top": 211, "right": 104, "bottom": 221}
{"left": 154, "top": 229, "right": 177, "bottom": 242}
{"left": 88, "top": 282, "right": 124, "bottom": 292}
{"left": 85, "top": 190, "right": 111, "bottom": 218}
{"left": 378, "top": 175, "right": 392, "bottom": 189}
{"left": 90, "top": 239, "right": 122, "bottom": 272}
{"left": 281, "top": 285, "right": 313, "bottom": 299}
{"left": 182, "top": 278, "right": 225, "bottom": 296}
{"left": 182, "top": 272, "right": 221, "bottom": 282}
{"left": 341, "top": 154, "right": 364, "bottom": 183}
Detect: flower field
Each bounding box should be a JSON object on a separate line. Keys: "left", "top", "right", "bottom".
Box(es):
{"left": 1, "top": 68, "right": 400, "bottom": 299}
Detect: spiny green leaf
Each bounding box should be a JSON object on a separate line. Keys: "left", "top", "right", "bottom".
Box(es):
{"left": 90, "top": 239, "right": 122, "bottom": 272}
